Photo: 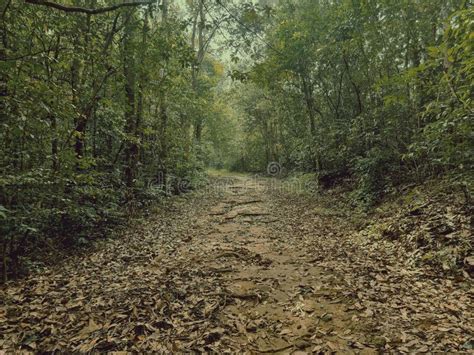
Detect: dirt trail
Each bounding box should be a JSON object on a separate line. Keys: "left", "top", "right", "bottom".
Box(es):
{"left": 165, "top": 176, "right": 354, "bottom": 353}
{"left": 1, "top": 175, "right": 472, "bottom": 352}
{"left": 187, "top": 176, "right": 364, "bottom": 353}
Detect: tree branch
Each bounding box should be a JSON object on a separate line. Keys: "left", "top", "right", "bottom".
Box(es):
{"left": 4, "top": 47, "right": 70, "bottom": 61}
{"left": 24, "top": 0, "right": 158, "bottom": 15}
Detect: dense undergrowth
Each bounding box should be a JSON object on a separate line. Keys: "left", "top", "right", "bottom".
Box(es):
{"left": 1, "top": 0, "right": 472, "bottom": 282}
{"left": 225, "top": 0, "right": 473, "bottom": 209}
{"left": 361, "top": 180, "right": 472, "bottom": 275}
{"left": 285, "top": 172, "right": 472, "bottom": 276}
{"left": 0, "top": 0, "right": 223, "bottom": 282}
{"left": 0, "top": 169, "right": 209, "bottom": 282}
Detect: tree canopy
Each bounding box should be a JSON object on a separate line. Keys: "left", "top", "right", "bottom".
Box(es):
{"left": 0, "top": 0, "right": 472, "bottom": 281}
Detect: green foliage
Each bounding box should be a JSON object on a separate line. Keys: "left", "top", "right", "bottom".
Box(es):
{"left": 1, "top": 0, "right": 472, "bottom": 280}
{"left": 408, "top": 6, "right": 474, "bottom": 175}
{"left": 0, "top": 1, "right": 230, "bottom": 280}
{"left": 228, "top": 0, "right": 472, "bottom": 205}
{"left": 351, "top": 148, "right": 397, "bottom": 207}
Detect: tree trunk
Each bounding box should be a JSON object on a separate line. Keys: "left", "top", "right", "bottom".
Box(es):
{"left": 157, "top": 96, "right": 168, "bottom": 189}
{"left": 123, "top": 10, "right": 149, "bottom": 188}
{"left": 156, "top": 0, "right": 169, "bottom": 190}
{"left": 162, "top": 0, "right": 168, "bottom": 21}
{"left": 300, "top": 75, "right": 317, "bottom": 137}
{"left": 123, "top": 18, "right": 137, "bottom": 187}
{"left": 51, "top": 114, "right": 59, "bottom": 171}
{"left": 0, "top": 0, "right": 10, "bottom": 98}
{"left": 300, "top": 73, "right": 321, "bottom": 171}
{"left": 192, "top": 0, "right": 205, "bottom": 143}
{"left": 342, "top": 55, "right": 363, "bottom": 117}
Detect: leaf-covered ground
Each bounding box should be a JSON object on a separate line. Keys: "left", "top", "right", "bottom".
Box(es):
{"left": 1, "top": 175, "right": 472, "bottom": 352}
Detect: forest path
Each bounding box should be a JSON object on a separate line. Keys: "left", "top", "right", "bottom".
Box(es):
{"left": 180, "top": 175, "right": 364, "bottom": 353}
{"left": 1, "top": 175, "right": 472, "bottom": 352}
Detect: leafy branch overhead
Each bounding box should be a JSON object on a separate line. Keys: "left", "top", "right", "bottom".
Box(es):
{"left": 24, "top": 0, "right": 159, "bottom": 14}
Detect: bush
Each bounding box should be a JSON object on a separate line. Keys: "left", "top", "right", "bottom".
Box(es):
{"left": 352, "top": 147, "right": 397, "bottom": 207}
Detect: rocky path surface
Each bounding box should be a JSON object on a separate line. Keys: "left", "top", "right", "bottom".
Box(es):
{"left": 1, "top": 175, "right": 472, "bottom": 352}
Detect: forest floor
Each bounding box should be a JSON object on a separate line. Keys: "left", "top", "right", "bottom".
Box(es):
{"left": 1, "top": 174, "right": 472, "bottom": 353}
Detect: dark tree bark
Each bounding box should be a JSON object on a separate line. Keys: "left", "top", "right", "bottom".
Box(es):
{"left": 123, "top": 18, "right": 137, "bottom": 187}
{"left": 24, "top": 0, "right": 158, "bottom": 15}
{"left": 122, "top": 9, "right": 150, "bottom": 189}
{"left": 299, "top": 71, "right": 322, "bottom": 171}
{"left": 342, "top": 55, "right": 363, "bottom": 117}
